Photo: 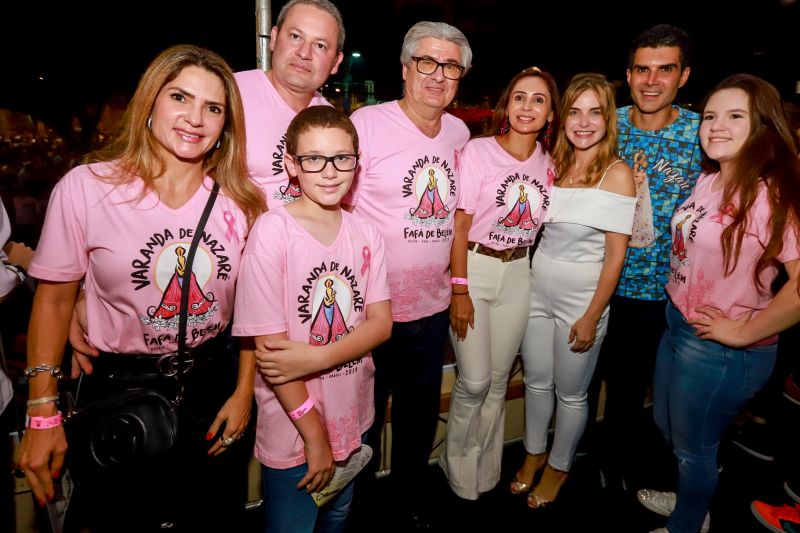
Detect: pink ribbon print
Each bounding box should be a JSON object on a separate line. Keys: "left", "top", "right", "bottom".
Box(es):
{"left": 361, "top": 246, "right": 371, "bottom": 276}
{"left": 223, "top": 211, "right": 239, "bottom": 243}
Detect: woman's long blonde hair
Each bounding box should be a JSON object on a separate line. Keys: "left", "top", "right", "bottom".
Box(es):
{"left": 87, "top": 44, "right": 265, "bottom": 227}
{"left": 552, "top": 73, "right": 619, "bottom": 187}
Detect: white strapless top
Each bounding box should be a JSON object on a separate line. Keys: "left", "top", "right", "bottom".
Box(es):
{"left": 539, "top": 186, "right": 636, "bottom": 263}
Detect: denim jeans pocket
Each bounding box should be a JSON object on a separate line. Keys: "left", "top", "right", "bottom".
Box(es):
{"left": 740, "top": 344, "right": 777, "bottom": 395}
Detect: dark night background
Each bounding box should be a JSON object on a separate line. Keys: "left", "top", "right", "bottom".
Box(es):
{"left": 1, "top": 0, "right": 799, "bottom": 140}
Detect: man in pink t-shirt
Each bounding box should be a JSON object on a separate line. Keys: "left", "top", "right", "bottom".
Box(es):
{"left": 344, "top": 21, "right": 472, "bottom": 526}
{"left": 235, "top": 0, "right": 344, "bottom": 208}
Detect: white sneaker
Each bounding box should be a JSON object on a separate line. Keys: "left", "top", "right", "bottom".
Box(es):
{"left": 637, "top": 489, "right": 711, "bottom": 533}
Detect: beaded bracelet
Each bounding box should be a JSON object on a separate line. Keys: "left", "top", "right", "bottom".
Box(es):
{"left": 24, "top": 364, "right": 63, "bottom": 380}
{"left": 26, "top": 395, "right": 59, "bottom": 407}
{"left": 288, "top": 397, "right": 314, "bottom": 421}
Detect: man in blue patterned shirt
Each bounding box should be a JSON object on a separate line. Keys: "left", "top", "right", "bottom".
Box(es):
{"left": 589, "top": 24, "right": 703, "bottom": 491}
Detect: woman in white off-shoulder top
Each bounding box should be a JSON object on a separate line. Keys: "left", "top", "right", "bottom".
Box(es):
{"left": 510, "top": 73, "right": 636, "bottom": 508}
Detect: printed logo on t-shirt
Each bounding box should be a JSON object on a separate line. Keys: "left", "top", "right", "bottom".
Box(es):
{"left": 669, "top": 202, "right": 708, "bottom": 277}
{"left": 271, "top": 134, "right": 302, "bottom": 205}
{"left": 130, "top": 228, "right": 230, "bottom": 349}
{"left": 297, "top": 260, "right": 368, "bottom": 379}
{"left": 492, "top": 171, "right": 550, "bottom": 246}
{"left": 401, "top": 154, "right": 456, "bottom": 242}
{"left": 272, "top": 134, "right": 287, "bottom": 177}
{"left": 629, "top": 148, "right": 656, "bottom": 248}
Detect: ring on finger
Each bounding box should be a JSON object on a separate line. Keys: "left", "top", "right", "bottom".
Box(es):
{"left": 221, "top": 436, "right": 235, "bottom": 447}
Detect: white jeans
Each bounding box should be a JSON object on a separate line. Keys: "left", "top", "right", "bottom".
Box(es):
{"left": 521, "top": 251, "right": 607, "bottom": 472}
{"left": 440, "top": 251, "right": 530, "bottom": 500}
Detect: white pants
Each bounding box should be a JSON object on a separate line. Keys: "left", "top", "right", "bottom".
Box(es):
{"left": 521, "top": 251, "right": 607, "bottom": 472}
{"left": 440, "top": 251, "right": 530, "bottom": 500}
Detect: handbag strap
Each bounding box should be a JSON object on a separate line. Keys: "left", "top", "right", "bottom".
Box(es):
{"left": 176, "top": 181, "right": 220, "bottom": 369}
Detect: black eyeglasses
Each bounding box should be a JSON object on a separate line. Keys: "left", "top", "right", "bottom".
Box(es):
{"left": 292, "top": 154, "right": 358, "bottom": 173}
{"left": 411, "top": 56, "right": 465, "bottom": 80}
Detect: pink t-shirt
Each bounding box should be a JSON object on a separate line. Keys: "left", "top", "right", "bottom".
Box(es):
{"left": 28, "top": 163, "right": 248, "bottom": 354}
{"left": 667, "top": 172, "right": 800, "bottom": 341}
{"left": 233, "top": 207, "right": 390, "bottom": 469}
{"left": 235, "top": 69, "right": 332, "bottom": 209}
{"left": 346, "top": 101, "right": 470, "bottom": 322}
{"left": 459, "top": 136, "right": 555, "bottom": 249}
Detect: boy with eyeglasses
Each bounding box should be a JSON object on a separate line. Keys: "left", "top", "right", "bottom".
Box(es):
{"left": 234, "top": 105, "right": 392, "bottom": 533}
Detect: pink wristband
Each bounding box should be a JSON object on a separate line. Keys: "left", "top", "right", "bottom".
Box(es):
{"left": 288, "top": 397, "right": 314, "bottom": 421}
{"left": 451, "top": 277, "right": 468, "bottom": 285}
{"left": 26, "top": 412, "right": 63, "bottom": 429}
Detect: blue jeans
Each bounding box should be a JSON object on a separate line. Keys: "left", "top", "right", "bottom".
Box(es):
{"left": 261, "top": 453, "right": 358, "bottom": 533}
{"left": 654, "top": 301, "right": 776, "bottom": 533}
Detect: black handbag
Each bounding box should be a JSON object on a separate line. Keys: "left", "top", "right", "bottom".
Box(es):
{"left": 64, "top": 182, "right": 220, "bottom": 476}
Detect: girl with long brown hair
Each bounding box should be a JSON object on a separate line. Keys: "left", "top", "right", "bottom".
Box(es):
{"left": 641, "top": 74, "right": 800, "bottom": 533}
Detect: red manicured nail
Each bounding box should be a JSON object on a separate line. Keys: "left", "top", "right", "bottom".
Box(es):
{"left": 205, "top": 432, "right": 213, "bottom": 441}
{"left": 38, "top": 500, "right": 46, "bottom": 507}
{"left": 53, "top": 470, "right": 60, "bottom": 479}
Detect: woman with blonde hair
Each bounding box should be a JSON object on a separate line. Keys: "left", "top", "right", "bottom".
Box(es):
{"left": 18, "top": 44, "right": 264, "bottom": 532}
{"left": 511, "top": 73, "right": 635, "bottom": 507}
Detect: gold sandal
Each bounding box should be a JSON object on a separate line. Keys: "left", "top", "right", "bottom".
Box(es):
{"left": 509, "top": 453, "right": 547, "bottom": 495}
{"left": 510, "top": 478, "right": 532, "bottom": 495}
{"left": 527, "top": 465, "right": 568, "bottom": 509}
{"left": 527, "top": 492, "right": 553, "bottom": 509}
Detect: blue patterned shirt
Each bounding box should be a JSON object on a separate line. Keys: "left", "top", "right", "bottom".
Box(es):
{"left": 615, "top": 105, "right": 702, "bottom": 300}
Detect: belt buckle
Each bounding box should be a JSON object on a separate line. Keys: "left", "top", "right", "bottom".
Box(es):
{"left": 501, "top": 248, "right": 515, "bottom": 262}
{"left": 157, "top": 352, "right": 194, "bottom": 377}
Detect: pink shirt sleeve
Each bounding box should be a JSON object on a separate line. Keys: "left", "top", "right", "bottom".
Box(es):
{"left": 233, "top": 213, "right": 289, "bottom": 337}
{"left": 456, "top": 140, "right": 482, "bottom": 214}
{"left": 343, "top": 108, "right": 370, "bottom": 208}
{"left": 363, "top": 221, "right": 391, "bottom": 306}
{"left": 28, "top": 168, "right": 89, "bottom": 281}
{"left": 775, "top": 218, "right": 800, "bottom": 264}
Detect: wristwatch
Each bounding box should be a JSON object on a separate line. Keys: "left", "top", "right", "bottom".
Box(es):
{"left": 5, "top": 263, "right": 26, "bottom": 284}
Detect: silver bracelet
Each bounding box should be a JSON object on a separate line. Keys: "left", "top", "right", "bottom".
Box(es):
{"left": 24, "top": 364, "right": 63, "bottom": 380}
{"left": 26, "top": 395, "right": 60, "bottom": 407}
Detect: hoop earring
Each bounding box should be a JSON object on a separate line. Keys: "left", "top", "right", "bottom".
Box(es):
{"left": 146, "top": 116, "right": 152, "bottom": 130}
{"left": 500, "top": 115, "right": 510, "bottom": 135}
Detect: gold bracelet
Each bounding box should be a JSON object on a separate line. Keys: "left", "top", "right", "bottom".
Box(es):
{"left": 26, "top": 395, "right": 60, "bottom": 407}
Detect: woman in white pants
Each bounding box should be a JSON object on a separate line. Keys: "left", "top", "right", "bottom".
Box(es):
{"left": 441, "top": 67, "right": 559, "bottom": 500}
{"left": 511, "top": 73, "right": 635, "bottom": 508}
